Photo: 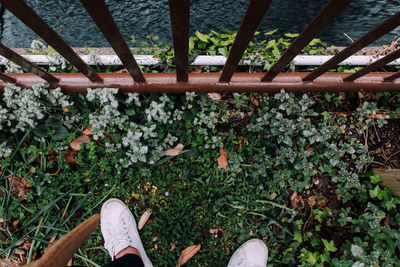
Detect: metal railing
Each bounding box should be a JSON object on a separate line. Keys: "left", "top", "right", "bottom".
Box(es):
{"left": 0, "top": 0, "right": 399, "bottom": 92}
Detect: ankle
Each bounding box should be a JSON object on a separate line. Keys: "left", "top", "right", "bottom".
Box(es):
{"left": 115, "top": 246, "right": 142, "bottom": 260}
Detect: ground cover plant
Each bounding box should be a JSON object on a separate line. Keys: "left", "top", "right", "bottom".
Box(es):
{"left": 0, "top": 32, "right": 400, "bottom": 266}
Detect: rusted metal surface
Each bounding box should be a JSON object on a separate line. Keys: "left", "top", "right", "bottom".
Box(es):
{"left": 0, "top": 0, "right": 102, "bottom": 83}
{"left": 219, "top": 0, "right": 273, "bottom": 82}
{"left": 344, "top": 49, "right": 400, "bottom": 81}
{"left": 80, "top": 0, "right": 145, "bottom": 83}
{"left": 0, "top": 0, "right": 398, "bottom": 93}
{"left": 384, "top": 72, "right": 400, "bottom": 82}
{"left": 0, "top": 43, "right": 59, "bottom": 83}
{"left": 262, "top": 0, "right": 353, "bottom": 82}
{"left": 1, "top": 73, "right": 399, "bottom": 93}
{"left": 0, "top": 72, "right": 16, "bottom": 84}
{"left": 304, "top": 11, "right": 400, "bottom": 81}
{"left": 168, "top": 0, "right": 190, "bottom": 82}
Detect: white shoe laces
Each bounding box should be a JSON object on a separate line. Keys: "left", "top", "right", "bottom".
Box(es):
{"left": 104, "top": 217, "right": 134, "bottom": 260}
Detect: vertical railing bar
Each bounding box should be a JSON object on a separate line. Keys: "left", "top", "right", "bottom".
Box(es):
{"left": 0, "top": 0, "right": 102, "bottom": 83}
{"left": 168, "top": 0, "right": 190, "bottom": 82}
{"left": 304, "top": 11, "right": 400, "bottom": 81}
{"left": 80, "top": 0, "right": 145, "bottom": 83}
{"left": 384, "top": 72, "right": 400, "bottom": 82}
{"left": 0, "top": 72, "right": 17, "bottom": 84}
{"left": 0, "top": 43, "right": 59, "bottom": 83}
{"left": 344, "top": 49, "right": 400, "bottom": 81}
{"left": 261, "top": 0, "right": 353, "bottom": 82}
{"left": 219, "top": 0, "right": 273, "bottom": 83}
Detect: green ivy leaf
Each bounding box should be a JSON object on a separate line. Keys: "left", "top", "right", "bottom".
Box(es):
{"left": 285, "top": 33, "right": 299, "bottom": 38}
{"left": 264, "top": 29, "right": 278, "bottom": 35}
{"left": 33, "top": 125, "right": 50, "bottom": 138}
{"left": 293, "top": 230, "right": 303, "bottom": 243}
{"left": 51, "top": 125, "right": 69, "bottom": 141}
{"left": 370, "top": 174, "right": 383, "bottom": 184}
{"left": 322, "top": 239, "right": 337, "bottom": 252}
{"left": 195, "top": 31, "right": 209, "bottom": 42}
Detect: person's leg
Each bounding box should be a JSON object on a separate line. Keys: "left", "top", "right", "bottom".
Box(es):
{"left": 101, "top": 198, "right": 152, "bottom": 267}
{"left": 226, "top": 239, "right": 268, "bottom": 267}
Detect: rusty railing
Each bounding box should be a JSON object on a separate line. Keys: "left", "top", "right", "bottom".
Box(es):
{"left": 0, "top": 0, "right": 399, "bottom": 92}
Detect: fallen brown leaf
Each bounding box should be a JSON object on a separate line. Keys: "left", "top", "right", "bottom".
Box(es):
{"left": 384, "top": 215, "right": 390, "bottom": 226}
{"left": 290, "top": 191, "right": 305, "bottom": 210}
{"left": 47, "top": 150, "right": 58, "bottom": 162}
{"left": 178, "top": 244, "right": 201, "bottom": 266}
{"left": 217, "top": 148, "right": 228, "bottom": 169}
{"left": 114, "top": 68, "right": 128, "bottom": 73}
{"left": 45, "top": 236, "right": 57, "bottom": 253}
{"left": 307, "top": 196, "right": 316, "bottom": 208}
{"left": 138, "top": 210, "right": 152, "bottom": 230}
{"left": 63, "top": 151, "right": 79, "bottom": 164}
{"left": 170, "top": 244, "right": 176, "bottom": 252}
{"left": 7, "top": 176, "right": 31, "bottom": 198}
{"left": 316, "top": 196, "right": 328, "bottom": 209}
{"left": 251, "top": 97, "right": 259, "bottom": 106}
{"left": 165, "top": 143, "right": 184, "bottom": 156}
{"left": 82, "top": 125, "right": 92, "bottom": 135}
{"left": 70, "top": 135, "right": 91, "bottom": 151}
{"left": 208, "top": 93, "right": 222, "bottom": 100}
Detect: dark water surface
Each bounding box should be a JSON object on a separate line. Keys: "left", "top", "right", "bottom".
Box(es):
{"left": 1, "top": 0, "right": 399, "bottom": 48}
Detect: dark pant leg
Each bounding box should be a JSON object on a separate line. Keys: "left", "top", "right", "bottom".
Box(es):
{"left": 104, "top": 254, "right": 145, "bottom": 267}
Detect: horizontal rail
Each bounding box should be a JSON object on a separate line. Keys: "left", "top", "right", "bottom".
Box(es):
{"left": 0, "top": 43, "right": 59, "bottom": 83}
{"left": 1, "top": 73, "right": 399, "bottom": 93}
{"left": 385, "top": 72, "right": 400, "bottom": 82}
{"left": 0, "top": 72, "right": 16, "bottom": 83}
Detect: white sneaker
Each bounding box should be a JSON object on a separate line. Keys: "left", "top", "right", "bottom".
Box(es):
{"left": 227, "top": 239, "right": 268, "bottom": 267}
{"left": 100, "top": 198, "right": 153, "bottom": 267}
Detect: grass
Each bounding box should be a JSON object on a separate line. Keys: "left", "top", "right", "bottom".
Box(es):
{"left": 0, "top": 87, "right": 399, "bottom": 266}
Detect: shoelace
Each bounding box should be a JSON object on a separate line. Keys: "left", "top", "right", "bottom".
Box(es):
{"left": 104, "top": 222, "right": 134, "bottom": 260}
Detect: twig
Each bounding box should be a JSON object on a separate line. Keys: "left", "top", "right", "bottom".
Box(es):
{"left": 343, "top": 32, "right": 354, "bottom": 43}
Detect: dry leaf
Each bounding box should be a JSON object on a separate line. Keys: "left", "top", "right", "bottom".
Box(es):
{"left": 307, "top": 196, "right": 316, "bottom": 208}
{"left": 70, "top": 135, "right": 91, "bottom": 151}
{"left": 170, "top": 244, "right": 176, "bottom": 251}
{"left": 7, "top": 176, "right": 31, "bottom": 198}
{"left": 45, "top": 236, "right": 57, "bottom": 253}
{"left": 178, "top": 244, "right": 201, "bottom": 266}
{"left": 316, "top": 196, "right": 328, "bottom": 209}
{"left": 114, "top": 68, "right": 128, "bottom": 73}
{"left": 138, "top": 210, "right": 152, "bottom": 230}
{"left": 217, "top": 148, "right": 228, "bottom": 169}
{"left": 47, "top": 150, "right": 58, "bottom": 163}
{"left": 208, "top": 93, "right": 222, "bottom": 100}
{"left": 165, "top": 143, "right": 184, "bottom": 156}
{"left": 63, "top": 151, "right": 79, "bottom": 164}
{"left": 251, "top": 97, "right": 259, "bottom": 106}
{"left": 82, "top": 125, "right": 92, "bottom": 135}
{"left": 384, "top": 215, "right": 390, "bottom": 226}
{"left": 290, "top": 191, "right": 305, "bottom": 210}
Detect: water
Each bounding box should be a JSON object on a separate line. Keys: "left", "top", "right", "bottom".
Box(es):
{"left": 1, "top": 0, "right": 399, "bottom": 48}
